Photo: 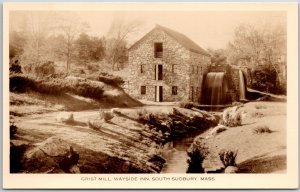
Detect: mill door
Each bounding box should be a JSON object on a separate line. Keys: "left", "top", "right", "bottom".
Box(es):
{"left": 155, "top": 86, "right": 163, "bottom": 102}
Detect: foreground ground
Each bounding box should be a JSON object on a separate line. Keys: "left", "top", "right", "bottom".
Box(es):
{"left": 202, "top": 101, "right": 286, "bottom": 173}
{"left": 10, "top": 90, "right": 286, "bottom": 173}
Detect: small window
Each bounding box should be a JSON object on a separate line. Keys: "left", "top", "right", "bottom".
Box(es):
{"left": 190, "top": 86, "right": 194, "bottom": 101}
{"left": 141, "top": 86, "right": 146, "bottom": 95}
{"left": 191, "top": 65, "right": 195, "bottom": 74}
{"left": 154, "top": 43, "right": 163, "bottom": 58}
{"left": 140, "top": 65, "right": 145, "bottom": 73}
{"left": 172, "top": 64, "right": 177, "bottom": 73}
{"left": 172, "top": 86, "right": 178, "bottom": 95}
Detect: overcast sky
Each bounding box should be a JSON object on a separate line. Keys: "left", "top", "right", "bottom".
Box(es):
{"left": 10, "top": 11, "right": 286, "bottom": 50}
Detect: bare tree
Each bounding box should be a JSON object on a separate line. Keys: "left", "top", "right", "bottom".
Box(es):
{"left": 227, "top": 23, "right": 286, "bottom": 90}
{"left": 23, "top": 13, "right": 53, "bottom": 64}
{"left": 106, "top": 17, "right": 142, "bottom": 70}
{"left": 55, "top": 14, "right": 89, "bottom": 74}
{"left": 227, "top": 23, "right": 286, "bottom": 73}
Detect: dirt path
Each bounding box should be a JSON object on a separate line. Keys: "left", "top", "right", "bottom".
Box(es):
{"left": 13, "top": 105, "right": 177, "bottom": 173}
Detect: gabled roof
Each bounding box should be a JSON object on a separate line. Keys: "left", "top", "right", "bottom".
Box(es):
{"left": 129, "top": 24, "right": 210, "bottom": 56}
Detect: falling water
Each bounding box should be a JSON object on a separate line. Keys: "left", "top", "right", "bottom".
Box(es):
{"left": 201, "top": 72, "right": 229, "bottom": 106}
{"left": 239, "top": 70, "right": 246, "bottom": 100}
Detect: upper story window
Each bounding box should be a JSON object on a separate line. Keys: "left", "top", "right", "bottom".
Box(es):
{"left": 172, "top": 64, "right": 178, "bottom": 73}
{"left": 140, "top": 64, "right": 146, "bottom": 73}
{"left": 154, "top": 43, "right": 163, "bottom": 58}
{"left": 191, "top": 65, "right": 195, "bottom": 74}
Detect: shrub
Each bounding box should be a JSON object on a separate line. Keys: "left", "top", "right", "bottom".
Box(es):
{"left": 34, "top": 61, "right": 55, "bottom": 78}
{"left": 251, "top": 68, "right": 277, "bottom": 94}
{"left": 87, "top": 72, "right": 124, "bottom": 87}
{"left": 218, "top": 149, "right": 238, "bottom": 167}
{"left": 88, "top": 120, "right": 103, "bottom": 131}
{"left": 10, "top": 123, "right": 18, "bottom": 138}
{"left": 61, "top": 113, "right": 75, "bottom": 124}
{"left": 220, "top": 107, "right": 245, "bottom": 127}
{"left": 186, "top": 137, "right": 208, "bottom": 173}
{"left": 9, "top": 75, "right": 105, "bottom": 100}
{"left": 10, "top": 143, "right": 29, "bottom": 173}
{"left": 253, "top": 125, "right": 273, "bottom": 134}
{"left": 9, "top": 60, "right": 22, "bottom": 74}
{"left": 9, "top": 75, "right": 36, "bottom": 93}
{"left": 137, "top": 110, "right": 158, "bottom": 125}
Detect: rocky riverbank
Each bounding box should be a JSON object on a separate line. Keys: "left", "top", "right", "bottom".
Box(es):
{"left": 10, "top": 106, "right": 218, "bottom": 173}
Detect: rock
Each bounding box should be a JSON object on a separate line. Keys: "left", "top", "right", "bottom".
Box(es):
{"left": 59, "top": 146, "right": 80, "bottom": 173}
{"left": 173, "top": 107, "right": 194, "bottom": 119}
{"left": 69, "top": 165, "right": 80, "bottom": 173}
{"left": 207, "top": 124, "right": 227, "bottom": 138}
{"left": 111, "top": 108, "right": 121, "bottom": 115}
{"left": 256, "top": 95, "right": 270, "bottom": 101}
{"left": 99, "top": 110, "right": 114, "bottom": 121}
{"left": 26, "top": 136, "right": 70, "bottom": 158}
{"left": 23, "top": 136, "right": 80, "bottom": 173}
{"left": 56, "top": 112, "right": 73, "bottom": 123}
{"left": 224, "top": 166, "right": 239, "bottom": 173}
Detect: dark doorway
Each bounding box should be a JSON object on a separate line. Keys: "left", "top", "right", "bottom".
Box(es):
{"left": 155, "top": 86, "right": 163, "bottom": 102}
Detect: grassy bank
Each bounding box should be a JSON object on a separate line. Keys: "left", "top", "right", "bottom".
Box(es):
{"left": 9, "top": 74, "right": 142, "bottom": 116}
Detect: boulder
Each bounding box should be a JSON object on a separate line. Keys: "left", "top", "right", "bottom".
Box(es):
{"left": 206, "top": 124, "right": 227, "bottom": 138}
{"left": 224, "top": 166, "right": 239, "bottom": 173}
{"left": 23, "top": 136, "right": 80, "bottom": 173}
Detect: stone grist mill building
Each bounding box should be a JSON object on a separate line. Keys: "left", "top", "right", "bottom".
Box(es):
{"left": 127, "top": 24, "right": 246, "bottom": 104}
{"left": 127, "top": 25, "right": 211, "bottom": 102}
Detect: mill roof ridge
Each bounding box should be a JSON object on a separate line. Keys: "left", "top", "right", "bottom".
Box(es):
{"left": 156, "top": 24, "right": 210, "bottom": 56}
{"left": 129, "top": 24, "right": 210, "bottom": 56}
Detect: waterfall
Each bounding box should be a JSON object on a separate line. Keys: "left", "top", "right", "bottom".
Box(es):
{"left": 201, "top": 72, "right": 228, "bottom": 106}
{"left": 239, "top": 70, "right": 246, "bottom": 100}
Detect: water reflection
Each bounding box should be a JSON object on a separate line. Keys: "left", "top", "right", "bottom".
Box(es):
{"left": 160, "top": 130, "right": 204, "bottom": 173}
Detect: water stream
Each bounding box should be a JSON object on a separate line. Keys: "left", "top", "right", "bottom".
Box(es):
{"left": 239, "top": 70, "right": 246, "bottom": 100}
{"left": 160, "top": 130, "right": 205, "bottom": 173}
{"left": 201, "top": 72, "right": 229, "bottom": 106}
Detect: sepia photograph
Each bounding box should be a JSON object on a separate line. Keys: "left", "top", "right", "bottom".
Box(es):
{"left": 3, "top": 2, "right": 298, "bottom": 189}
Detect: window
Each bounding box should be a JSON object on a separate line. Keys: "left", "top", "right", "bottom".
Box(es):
{"left": 154, "top": 43, "right": 163, "bottom": 58}
{"left": 141, "top": 86, "right": 146, "bottom": 95}
{"left": 191, "top": 65, "right": 195, "bottom": 74}
{"left": 172, "top": 86, "right": 178, "bottom": 95}
{"left": 172, "top": 64, "right": 178, "bottom": 73}
{"left": 197, "top": 66, "right": 199, "bottom": 74}
{"left": 190, "top": 86, "right": 194, "bottom": 101}
{"left": 140, "top": 65, "right": 145, "bottom": 73}
{"left": 155, "top": 64, "right": 163, "bottom": 80}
